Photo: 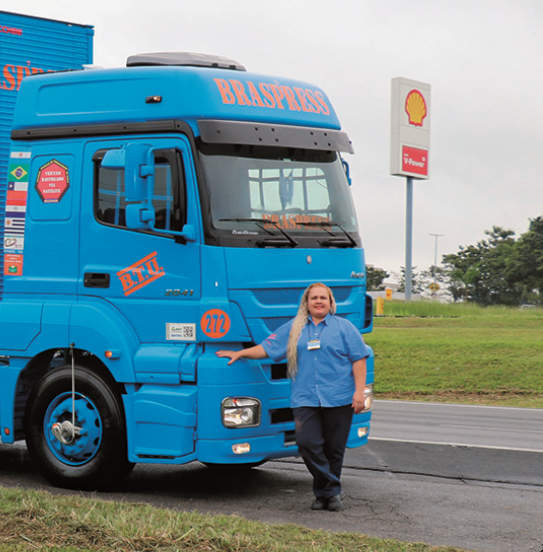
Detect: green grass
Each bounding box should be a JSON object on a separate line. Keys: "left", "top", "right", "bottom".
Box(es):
{"left": 367, "top": 300, "right": 543, "bottom": 407}
{"left": 375, "top": 300, "right": 483, "bottom": 319}
{"left": 0, "top": 487, "right": 471, "bottom": 552}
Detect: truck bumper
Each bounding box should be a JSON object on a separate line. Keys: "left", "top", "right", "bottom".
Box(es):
{"left": 196, "top": 432, "right": 298, "bottom": 464}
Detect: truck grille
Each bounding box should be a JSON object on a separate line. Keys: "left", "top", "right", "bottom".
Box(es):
{"left": 262, "top": 313, "right": 347, "bottom": 333}
{"left": 262, "top": 317, "right": 291, "bottom": 332}
{"left": 253, "top": 286, "right": 351, "bottom": 306}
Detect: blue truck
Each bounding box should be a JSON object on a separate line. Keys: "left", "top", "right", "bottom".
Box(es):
{"left": 0, "top": 12, "right": 374, "bottom": 490}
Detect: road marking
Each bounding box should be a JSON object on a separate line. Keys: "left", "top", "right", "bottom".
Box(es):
{"left": 369, "top": 436, "right": 543, "bottom": 453}
{"left": 374, "top": 399, "right": 543, "bottom": 414}
{"left": 441, "top": 424, "right": 543, "bottom": 435}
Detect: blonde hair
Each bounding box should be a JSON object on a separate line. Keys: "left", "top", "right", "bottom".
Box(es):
{"left": 286, "top": 283, "right": 336, "bottom": 378}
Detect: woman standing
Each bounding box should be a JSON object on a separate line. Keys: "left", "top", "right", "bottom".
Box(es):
{"left": 216, "top": 282, "right": 370, "bottom": 512}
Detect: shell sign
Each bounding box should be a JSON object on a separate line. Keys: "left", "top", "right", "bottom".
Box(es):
{"left": 390, "top": 77, "right": 431, "bottom": 180}
{"left": 405, "top": 90, "right": 427, "bottom": 127}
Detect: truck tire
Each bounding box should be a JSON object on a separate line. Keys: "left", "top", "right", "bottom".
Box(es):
{"left": 24, "top": 364, "right": 135, "bottom": 490}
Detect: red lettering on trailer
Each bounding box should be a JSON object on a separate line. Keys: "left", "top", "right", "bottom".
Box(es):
{"left": 0, "top": 25, "right": 23, "bottom": 36}
{"left": 0, "top": 60, "right": 47, "bottom": 91}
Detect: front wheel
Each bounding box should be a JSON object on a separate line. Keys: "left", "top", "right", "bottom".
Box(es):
{"left": 24, "top": 365, "right": 134, "bottom": 490}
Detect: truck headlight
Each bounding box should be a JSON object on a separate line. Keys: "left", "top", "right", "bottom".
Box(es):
{"left": 222, "top": 397, "right": 261, "bottom": 428}
{"left": 363, "top": 384, "right": 373, "bottom": 412}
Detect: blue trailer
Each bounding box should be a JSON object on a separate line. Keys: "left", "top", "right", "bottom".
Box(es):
{"left": 0, "top": 11, "right": 93, "bottom": 229}
{"left": 0, "top": 30, "right": 373, "bottom": 490}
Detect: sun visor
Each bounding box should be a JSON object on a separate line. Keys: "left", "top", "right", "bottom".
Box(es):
{"left": 198, "top": 120, "right": 354, "bottom": 153}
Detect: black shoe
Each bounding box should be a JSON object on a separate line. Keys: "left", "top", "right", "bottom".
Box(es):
{"left": 310, "top": 497, "right": 327, "bottom": 511}
{"left": 327, "top": 493, "right": 344, "bottom": 512}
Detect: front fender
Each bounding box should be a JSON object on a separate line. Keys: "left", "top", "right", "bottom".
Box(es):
{"left": 69, "top": 298, "right": 139, "bottom": 383}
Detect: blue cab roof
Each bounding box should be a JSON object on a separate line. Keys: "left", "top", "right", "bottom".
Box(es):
{"left": 13, "top": 64, "right": 343, "bottom": 135}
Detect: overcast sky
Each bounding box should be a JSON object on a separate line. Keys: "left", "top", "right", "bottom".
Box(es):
{"left": 10, "top": 0, "right": 543, "bottom": 278}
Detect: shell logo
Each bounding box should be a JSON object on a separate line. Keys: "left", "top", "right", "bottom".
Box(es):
{"left": 405, "top": 89, "right": 427, "bottom": 127}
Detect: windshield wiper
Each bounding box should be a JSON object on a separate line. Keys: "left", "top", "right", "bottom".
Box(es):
{"left": 219, "top": 218, "right": 298, "bottom": 247}
{"left": 297, "top": 221, "right": 357, "bottom": 248}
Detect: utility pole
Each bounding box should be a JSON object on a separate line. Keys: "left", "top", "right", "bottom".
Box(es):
{"left": 429, "top": 233, "right": 444, "bottom": 281}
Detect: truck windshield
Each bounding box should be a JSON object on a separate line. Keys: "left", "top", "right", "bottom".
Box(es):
{"left": 197, "top": 143, "right": 360, "bottom": 248}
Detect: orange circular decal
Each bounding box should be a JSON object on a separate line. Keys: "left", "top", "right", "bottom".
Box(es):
{"left": 201, "top": 309, "right": 231, "bottom": 338}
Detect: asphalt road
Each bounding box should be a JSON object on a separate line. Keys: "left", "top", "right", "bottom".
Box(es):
{"left": 371, "top": 399, "right": 543, "bottom": 452}
{"left": 0, "top": 401, "right": 542, "bottom": 552}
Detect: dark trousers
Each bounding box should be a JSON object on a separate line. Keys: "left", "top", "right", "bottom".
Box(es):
{"left": 293, "top": 405, "right": 353, "bottom": 500}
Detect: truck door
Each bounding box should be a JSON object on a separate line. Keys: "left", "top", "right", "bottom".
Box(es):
{"left": 78, "top": 136, "right": 201, "bottom": 346}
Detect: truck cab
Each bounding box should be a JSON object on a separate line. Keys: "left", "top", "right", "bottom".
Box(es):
{"left": 0, "top": 52, "right": 373, "bottom": 489}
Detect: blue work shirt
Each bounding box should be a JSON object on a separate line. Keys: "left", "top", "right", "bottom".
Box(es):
{"left": 261, "top": 313, "right": 371, "bottom": 408}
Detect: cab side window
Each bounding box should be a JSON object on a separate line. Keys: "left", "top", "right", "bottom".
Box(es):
{"left": 95, "top": 149, "right": 186, "bottom": 232}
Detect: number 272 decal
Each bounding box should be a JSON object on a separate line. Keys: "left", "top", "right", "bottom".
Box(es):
{"left": 200, "top": 309, "right": 231, "bottom": 338}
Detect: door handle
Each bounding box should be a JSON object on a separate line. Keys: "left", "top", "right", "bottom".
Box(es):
{"left": 84, "top": 272, "right": 110, "bottom": 288}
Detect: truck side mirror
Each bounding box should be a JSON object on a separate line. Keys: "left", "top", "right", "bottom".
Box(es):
{"left": 342, "top": 158, "right": 352, "bottom": 186}
{"left": 102, "top": 144, "right": 157, "bottom": 230}
{"left": 102, "top": 144, "right": 197, "bottom": 241}
{"left": 125, "top": 204, "right": 156, "bottom": 229}
{"left": 101, "top": 144, "right": 152, "bottom": 202}
{"left": 125, "top": 143, "right": 153, "bottom": 202}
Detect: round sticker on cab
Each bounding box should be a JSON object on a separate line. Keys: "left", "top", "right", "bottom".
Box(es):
{"left": 200, "top": 309, "right": 231, "bottom": 338}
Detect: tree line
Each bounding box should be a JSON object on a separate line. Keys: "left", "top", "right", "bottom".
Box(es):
{"left": 367, "top": 216, "right": 543, "bottom": 306}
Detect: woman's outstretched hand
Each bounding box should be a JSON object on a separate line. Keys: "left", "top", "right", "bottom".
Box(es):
{"left": 215, "top": 349, "right": 243, "bottom": 365}
{"left": 215, "top": 345, "right": 267, "bottom": 365}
